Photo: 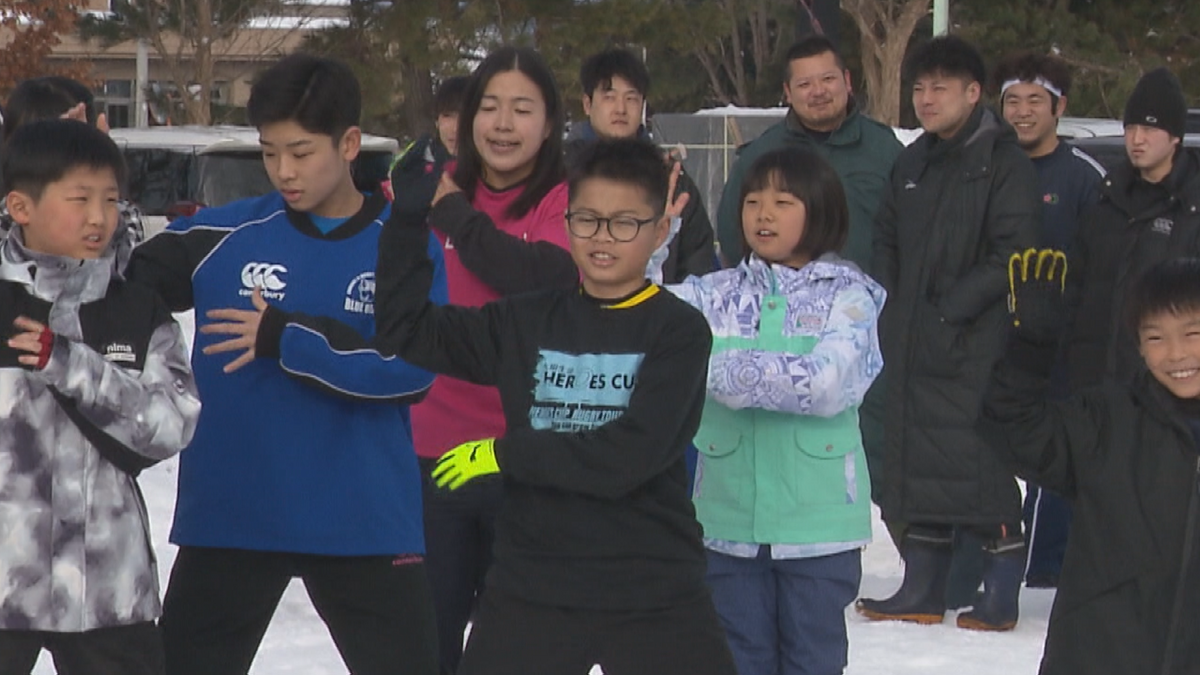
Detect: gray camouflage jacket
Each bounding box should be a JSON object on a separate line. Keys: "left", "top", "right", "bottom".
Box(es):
{"left": 0, "top": 227, "right": 200, "bottom": 632}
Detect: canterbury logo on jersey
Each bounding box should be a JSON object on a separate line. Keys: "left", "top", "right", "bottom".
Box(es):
{"left": 240, "top": 262, "right": 288, "bottom": 300}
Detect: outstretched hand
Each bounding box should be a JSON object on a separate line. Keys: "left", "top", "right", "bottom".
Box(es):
{"left": 1008, "top": 248, "right": 1068, "bottom": 344}
{"left": 432, "top": 438, "right": 499, "bottom": 490}
{"left": 201, "top": 287, "right": 270, "bottom": 373}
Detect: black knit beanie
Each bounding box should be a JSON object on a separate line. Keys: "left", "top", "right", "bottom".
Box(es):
{"left": 1124, "top": 67, "right": 1187, "bottom": 139}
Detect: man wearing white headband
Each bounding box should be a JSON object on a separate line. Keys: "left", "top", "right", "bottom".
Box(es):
{"left": 978, "top": 52, "right": 1105, "bottom": 600}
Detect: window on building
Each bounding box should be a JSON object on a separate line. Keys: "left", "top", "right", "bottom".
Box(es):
{"left": 98, "top": 79, "right": 133, "bottom": 128}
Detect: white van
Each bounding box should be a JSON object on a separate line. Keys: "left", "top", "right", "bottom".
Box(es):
{"left": 109, "top": 126, "right": 399, "bottom": 237}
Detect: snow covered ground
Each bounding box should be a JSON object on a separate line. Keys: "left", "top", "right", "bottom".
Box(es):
{"left": 36, "top": 311, "right": 1053, "bottom": 674}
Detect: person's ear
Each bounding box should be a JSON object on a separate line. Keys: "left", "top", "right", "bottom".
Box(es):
{"left": 843, "top": 69, "right": 853, "bottom": 95}
{"left": 340, "top": 126, "right": 363, "bottom": 161}
{"left": 967, "top": 81, "right": 982, "bottom": 105}
{"left": 582, "top": 93, "right": 593, "bottom": 117}
{"left": 6, "top": 190, "right": 34, "bottom": 226}
{"left": 1054, "top": 95, "right": 1068, "bottom": 118}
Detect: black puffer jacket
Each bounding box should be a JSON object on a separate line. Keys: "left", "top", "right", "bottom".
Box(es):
{"left": 1066, "top": 147, "right": 1200, "bottom": 391}
{"left": 872, "top": 105, "right": 1039, "bottom": 525}
{"left": 981, "top": 339, "right": 1200, "bottom": 675}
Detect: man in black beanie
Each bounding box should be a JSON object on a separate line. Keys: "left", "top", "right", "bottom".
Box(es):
{"left": 1064, "top": 66, "right": 1200, "bottom": 389}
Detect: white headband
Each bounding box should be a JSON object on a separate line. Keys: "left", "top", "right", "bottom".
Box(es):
{"left": 1001, "top": 77, "right": 1063, "bottom": 99}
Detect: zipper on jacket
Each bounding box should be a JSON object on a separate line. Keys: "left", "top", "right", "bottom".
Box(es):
{"left": 1160, "top": 456, "right": 1200, "bottom": 675}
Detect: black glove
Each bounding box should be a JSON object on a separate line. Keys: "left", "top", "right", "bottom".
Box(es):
{"left": 389, "top": 134, "right": 447, "bottom": 226}
{"left": 1008, "top": 248, "right": 1067, "bottom": 345}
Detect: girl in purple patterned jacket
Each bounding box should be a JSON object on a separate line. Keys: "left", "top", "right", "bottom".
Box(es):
{"left": 663, "top": 147, "right": 885, "bottom": 675}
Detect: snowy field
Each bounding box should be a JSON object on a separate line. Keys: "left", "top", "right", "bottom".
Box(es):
{"left": 37, "top": 311, "right": 1053, "bottom": 674}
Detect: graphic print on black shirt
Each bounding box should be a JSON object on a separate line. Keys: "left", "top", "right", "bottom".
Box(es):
{"left": 530, "top": 350, "right": 645, "bottom": 432}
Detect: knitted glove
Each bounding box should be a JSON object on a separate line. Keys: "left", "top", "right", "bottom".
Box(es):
{"left": 432, "top": 438, "right": 499, "bottom": 490}
{"left": 1008, "top": 248, "right": 1067, "bottom": 345}
{"left": 389, "top": 134, "right": 448, "bottom": 226}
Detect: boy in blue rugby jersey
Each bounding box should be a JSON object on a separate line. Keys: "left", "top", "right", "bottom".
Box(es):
{"left": 126, "top": 54, "right": 444, "bottom": 675}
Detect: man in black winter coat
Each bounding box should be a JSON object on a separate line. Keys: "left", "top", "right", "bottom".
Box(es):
{"left": 1066, "top": 67, "right": 1200, "bottom": 392}
{"left": 856, "top": 36, "right": 1040, "bottom": 632}
{"left": 563, "top": 48, "right": 716, "bottom": 283}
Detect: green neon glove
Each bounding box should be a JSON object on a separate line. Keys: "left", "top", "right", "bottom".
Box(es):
{"left": 432, "top": 438, "right": 499, "bottom": 490}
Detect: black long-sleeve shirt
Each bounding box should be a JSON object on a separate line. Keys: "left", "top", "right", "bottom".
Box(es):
{"left": 375, "top": 201, "right": 715, "bottom": 610}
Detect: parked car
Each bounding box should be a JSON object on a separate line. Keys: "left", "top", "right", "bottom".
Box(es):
{"left": 109, "top": 126, "right": 399, "bottom": 237}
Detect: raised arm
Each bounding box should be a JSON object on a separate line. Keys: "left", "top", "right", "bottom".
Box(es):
{"left": 979, "top": 247, "right": 1101, "bottom": 497}
{"left": 707, "top": 282, "right": 884, "bottom": 417}
{"left": 249, "top": 232, "right": 449, "bottom": 404}
{"left": 429, "top": 183, "right": 577, "bottom": 296}
{"left": 373, "top": 171, "right": 507, "bottom": 385}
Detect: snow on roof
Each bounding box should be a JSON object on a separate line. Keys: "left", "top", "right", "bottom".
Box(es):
{"left": 244, "top": 16, "right": 350, "bottom": 30}
{"left": 109, "top": 125, "right": 399, "bottom": 154}
{"left": 689, "top": 105, "right": 924, "bottom": 145}
{"left": 694, "top": 105, "right": 790, "bottom": 117}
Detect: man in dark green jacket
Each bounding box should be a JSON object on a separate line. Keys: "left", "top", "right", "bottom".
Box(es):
{"left": 715, "top": 34, "right": 902, "bottom": 273}
{"left": 856, "top": 35, "right": 1039, "bottom": 632}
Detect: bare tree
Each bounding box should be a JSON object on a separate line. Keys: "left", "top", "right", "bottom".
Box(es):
{"left": 686, "top": 0, "right": 795, "bottom": 107}
{"left": 842, "top": 0, "right": 930, "bottom": 125}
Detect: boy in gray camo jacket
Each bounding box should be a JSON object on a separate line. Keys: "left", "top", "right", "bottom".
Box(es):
{"left": 0, "top": 120, "right": 199, "bottom": 674}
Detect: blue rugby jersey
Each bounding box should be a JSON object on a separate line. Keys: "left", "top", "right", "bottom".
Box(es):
{"left": 127, "top": 191, "right": 447, "bottom": 555}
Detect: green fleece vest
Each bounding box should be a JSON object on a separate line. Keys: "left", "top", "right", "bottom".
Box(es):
{"left": 692, "top": 292, "right": 873, "bottom": 545}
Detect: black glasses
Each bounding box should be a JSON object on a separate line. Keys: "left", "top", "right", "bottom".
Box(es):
{"left": 565, "top": 212, "right": 658, "bottom": 243}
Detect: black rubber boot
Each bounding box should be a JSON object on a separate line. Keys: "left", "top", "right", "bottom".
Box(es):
{"left": 856, "top": 527, "right": 953, "bottom": 625}
{"left": 957, "top": 536, "right": 1025, "bottom": 632}
{"left": 944, "top": 528, "right": 988, "bottom": 610}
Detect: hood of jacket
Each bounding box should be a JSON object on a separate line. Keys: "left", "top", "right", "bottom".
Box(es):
{"left": 0, "top": 226, "right": 117, "bottom": 340}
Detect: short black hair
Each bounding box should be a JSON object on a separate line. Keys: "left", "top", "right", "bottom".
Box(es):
{"left": 580, "top": 48, "right": 650, "bottom": 99}
{"left": 434, "top": 76, "right": 470, "bottom": 117}
{"left": 904, "top": 35, "right": 987, "bottom": 86}
{"left": 992, "top": 52, "right": 1073, "bottom": 102}
{"left": 738, "top": 147, "right": 848, "bottom": 262}
{"left": 2, "top": 119, "right": 126, "bottom": 201}
{"left": 247, "top": 53, "right": 361, "bottom": 143}
{"left": 453, "top": 46, "right": 566, "bottom": 220}
{"left": 1128, "top": 258, "right": 1200, "bottom": 330}
{"left": 783, "top": 34, "right": 846, "bottom": 83}
{"left": 3, "top": 76, "right": 97, "bottom": 143}
{"left": 567, "top": 137, "right": 668, "bottom": 215}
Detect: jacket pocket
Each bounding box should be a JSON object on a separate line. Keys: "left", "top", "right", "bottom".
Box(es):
{"left": 790, "top": 414, "right": 864, "bottom": 507}
{"left": 693, "top": 399, "right": 749, "bottom": 507}
{"left": 915, "top": 300, "right": 964, "bottom": 377}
